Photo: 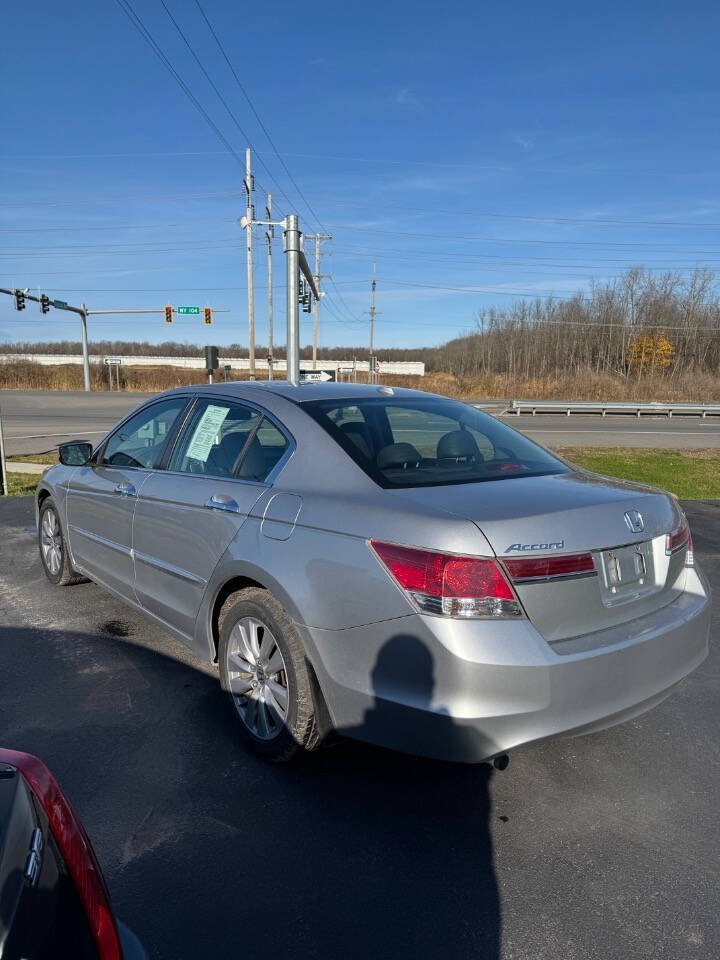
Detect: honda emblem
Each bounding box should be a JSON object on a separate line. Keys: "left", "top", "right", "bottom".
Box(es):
{"left": 624, "top": 510, "right": 644, "bottom": 534}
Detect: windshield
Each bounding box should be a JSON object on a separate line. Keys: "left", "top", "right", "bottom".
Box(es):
{"left": 303, "top": 395, "right": 570, "bottom": 488}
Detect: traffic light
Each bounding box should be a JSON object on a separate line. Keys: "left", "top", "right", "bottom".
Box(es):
{"left": 203, "top": 306, "right": 213, "bottom": 325}
{"left": 164, "top": 305, "right": 173, "bottom": 324}
{"left": 39, "top": 294, "right": 50, "bottom": 314}
{"left": 205, "top": 345, "right": 218, "bottom": 371}
{"left": 13, "top": 289, "right": 25, "bottom": 311}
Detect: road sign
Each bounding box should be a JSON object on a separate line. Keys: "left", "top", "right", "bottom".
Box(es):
{"left": 177, "top": 306, "right": 200, "bottom": 315}
{"left": 52, "top": 299, "right": 68, "bottom": 309}
{"left": 104, "top": 357, "right": 122, "bottom": 366}
{"left": 299, "top": 370, "right": 335, "bottom": 383}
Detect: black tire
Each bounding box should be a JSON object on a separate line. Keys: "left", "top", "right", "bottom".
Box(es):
{"left": 38, "top": 497, "right": 87, "bottom": 586}
{"left": 218, "top": 587, "right": 321, "bottom": 762}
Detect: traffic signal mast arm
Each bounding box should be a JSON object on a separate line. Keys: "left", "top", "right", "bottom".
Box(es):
{"left": 0, "top": 288, "right": 228, "bottom": 393}
{"left": 0, "top": 287, "right": 85, "bottom": 318}
{"left": 241, "top": 215, "right": 320, "bottom": 303}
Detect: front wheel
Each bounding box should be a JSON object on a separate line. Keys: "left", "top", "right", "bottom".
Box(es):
{"left": 218, "top": 588, "right": 321, "bottom": 762}
{"left": 38, "top": 498, "right": 86, "bottom": 586}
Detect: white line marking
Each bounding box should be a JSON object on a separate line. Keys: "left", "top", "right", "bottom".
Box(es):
{"left": 8, "top": 430, "right": 108, "bottom": 439}
{"left": 520, "top": 429, "right": 720, "bottom": 436}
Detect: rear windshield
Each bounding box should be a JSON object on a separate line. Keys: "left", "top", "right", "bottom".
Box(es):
{"left": 303, "top": 396, "right": 570, "bottom": 488}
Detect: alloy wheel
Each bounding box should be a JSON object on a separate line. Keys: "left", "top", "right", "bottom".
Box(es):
{"left": 40, "top": 509, "right": 63, "bottom": 577}
{"left": 226, "top": 617, "right": 289, "bottom": 740}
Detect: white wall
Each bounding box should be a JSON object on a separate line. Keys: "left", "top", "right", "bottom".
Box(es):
{"left": 0, "top": 354, "right": 425, "bottom": 375}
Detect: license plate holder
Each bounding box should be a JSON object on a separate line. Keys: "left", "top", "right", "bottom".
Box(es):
{"left": 600, "top": 541, "right": 654, "bottom": 604}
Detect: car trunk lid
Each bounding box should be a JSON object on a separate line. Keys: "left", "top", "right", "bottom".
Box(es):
{"left": 395, "top": 471, "right": 688, "bottom": 641}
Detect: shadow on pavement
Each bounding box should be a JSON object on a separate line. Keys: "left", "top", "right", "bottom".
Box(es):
{"left": 0, "top": 623, "right": 500, "bottom": 960}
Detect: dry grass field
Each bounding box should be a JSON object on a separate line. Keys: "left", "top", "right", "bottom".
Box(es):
{"left": 2, "top": 358, "right": 720, "bottom": 402}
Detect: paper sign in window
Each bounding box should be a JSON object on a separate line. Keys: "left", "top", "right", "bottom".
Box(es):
{"left": 185, "top": 405, "right": 230, "bottom": 462}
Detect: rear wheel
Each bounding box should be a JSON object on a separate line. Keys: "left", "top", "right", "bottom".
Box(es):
{"left": 38, "top": 498, "right": 86, "bottom": 586}
{"left": 218, "top": 587, "right": 321, "bottom": 762}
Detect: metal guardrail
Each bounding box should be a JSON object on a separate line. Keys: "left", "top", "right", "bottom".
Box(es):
{"left": 507, "top": 400, "right": 720, "bottom": 418}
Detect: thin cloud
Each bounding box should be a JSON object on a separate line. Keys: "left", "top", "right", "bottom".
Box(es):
{"left": 394, "top": 87, "right": 422, "bottom": 110}
{"left": 511, "top": 134, "right": 533, "bottom": 151}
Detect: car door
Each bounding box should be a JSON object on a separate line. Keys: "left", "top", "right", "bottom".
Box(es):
{"left": 132, "top": 396, "right": 291, "bottom": 637}
{"left": 65, "top": 396, "right": 190, "bottom": 601}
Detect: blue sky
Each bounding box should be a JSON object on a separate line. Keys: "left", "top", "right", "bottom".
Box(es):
{"left": 2, "top": 0, "right": 720, "bottom": 351}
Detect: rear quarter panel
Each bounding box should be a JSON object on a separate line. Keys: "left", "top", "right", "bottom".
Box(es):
{"left": 193, "top": 486, "right": 492, "bottom": 660}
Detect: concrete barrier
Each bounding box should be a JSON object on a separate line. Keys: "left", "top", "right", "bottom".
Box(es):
{"left": 0, "top": 354, "right": 425, "bottom": 376}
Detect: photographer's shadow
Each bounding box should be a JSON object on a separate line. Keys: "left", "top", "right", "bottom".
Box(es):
{"left": 304, "top": 633, "right": 501, "bottom": 959}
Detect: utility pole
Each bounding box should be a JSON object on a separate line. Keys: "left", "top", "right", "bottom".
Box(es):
{"left": 285, "top": 215, "right": 301, "bottom": 387}
{"left": 80, "top": 304, "right": 90, "bottom": 391}
{"left": 366, "top": 263, "right": 381, "bottom": 383}
{"left": 243, "top": 148, "right": 256, "bottom": 379}
{"left": 0, "top": 397, "right": 7, "bottom": 497}
{"left": 266, "top": 193, "right": 274, "bottom": 380}
{"left": 305, "top": 233, "right": 331, "bottom": 369}
{"left": 284, "top": 215, "right": 320, "bottom": 386}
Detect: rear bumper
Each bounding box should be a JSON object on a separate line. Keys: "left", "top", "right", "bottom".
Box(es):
{"left": 303, "top": 566, "right": 711, "bottom": 763}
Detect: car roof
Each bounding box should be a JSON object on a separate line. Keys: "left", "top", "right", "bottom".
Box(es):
{"left": 162, "top": 380, "right": 437, "bottom": 404}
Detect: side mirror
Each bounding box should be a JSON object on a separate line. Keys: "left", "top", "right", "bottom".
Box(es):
{"left": 58, "top": 441, "right": 93, "bottom": 466}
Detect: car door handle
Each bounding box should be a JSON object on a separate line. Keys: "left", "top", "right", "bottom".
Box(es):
{"left": 205, "top": 494, "right": 240, "bottom": 513}
{"left": 114, "top": 482, "right": 136, "bottom": 496}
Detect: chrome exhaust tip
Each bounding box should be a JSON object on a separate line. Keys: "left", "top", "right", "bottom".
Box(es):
{"left": 486, "top": 753, "right": 510, "bottom": 771}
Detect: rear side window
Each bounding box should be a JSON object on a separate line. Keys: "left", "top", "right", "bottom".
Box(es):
{"left": 254, "top": 419, "right": 289, "bottom": 471}
{"left": 303, "top": 396, "right": 569, "bottom": 488}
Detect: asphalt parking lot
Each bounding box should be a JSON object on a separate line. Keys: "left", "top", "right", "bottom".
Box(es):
{"left": 1, "top": 495, "right": 718, "bottom": 960}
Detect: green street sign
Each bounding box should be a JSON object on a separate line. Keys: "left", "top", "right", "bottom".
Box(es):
{"left": 52, "top": 299, "right": 68, "bottom": 309}
{"left": 177, "top": 306, "right": 200, "bottom": 315}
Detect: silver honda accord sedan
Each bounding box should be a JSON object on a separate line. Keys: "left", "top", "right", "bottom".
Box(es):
{"left": 35, "top": 382, "right": 711, "bottom": 764}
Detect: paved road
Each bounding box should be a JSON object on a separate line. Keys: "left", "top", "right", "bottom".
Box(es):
{"left": 512, "top": 415, "right": 720, "bottom": 449}
{"left": 0, "top": 390, "right": 148, "bottom": 455}
{"left": 0, "top": 495, "right": 718, "bottom": 960}
{"left": 2, "top": 389, "right": 720, "bottom": 454}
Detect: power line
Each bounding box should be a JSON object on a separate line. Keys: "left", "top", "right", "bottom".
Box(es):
{"left": 8, "top": 216, "right": 720, "bottom": 253}
{"left": 308, "top": 197, "right": 720, "bottom": 229}
{"left": 327, "top": 276, "right": 364, "bottom": 321}
{"left": 374, "top": 278, "right": 599, "bottom": 300}
{"left": 0, "top": 190, "right": 243, "bottom": 208}
{"left": 322, "top": 224, "right": 720, "bottom": 250}
{"left": 0, "top": 218, "right": 234, "bottom": 233}
{"left": 6, "top": 148, "right": 718, "bottom": 179}
{"left": 156, "top": 0, "right": 293, "bottom": 217}
{"left": 192, "top": 0, "right": 325, "bottom": 233}
{"left": 113, "top": 0, "right": 247, "bottom": 170}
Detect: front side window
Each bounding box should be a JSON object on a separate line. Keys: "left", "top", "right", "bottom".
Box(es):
{"left": 304, "top": 396, "right": 569, "bottom": 488}
{"left": 101, "top": 397, "right": 188, "bottom": 470}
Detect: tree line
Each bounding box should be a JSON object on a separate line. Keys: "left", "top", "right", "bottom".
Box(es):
{"left": 3, "top": 268, "right": 719, "bottom": 381}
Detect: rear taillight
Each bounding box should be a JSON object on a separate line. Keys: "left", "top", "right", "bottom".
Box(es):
{"left": 666, "top": 518, "right": 690, "bottom": 558}
{"left": 503, "top": 552, "right": 596, "bottom": 583}
{"left": 369, "top": 540, "right": 523, "bottom": 618}
{"left": 0, "top": 749, "right": 122, "bottom": 960}
{"left": 686, "top": 533, "right": 694, "bottom": 567}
